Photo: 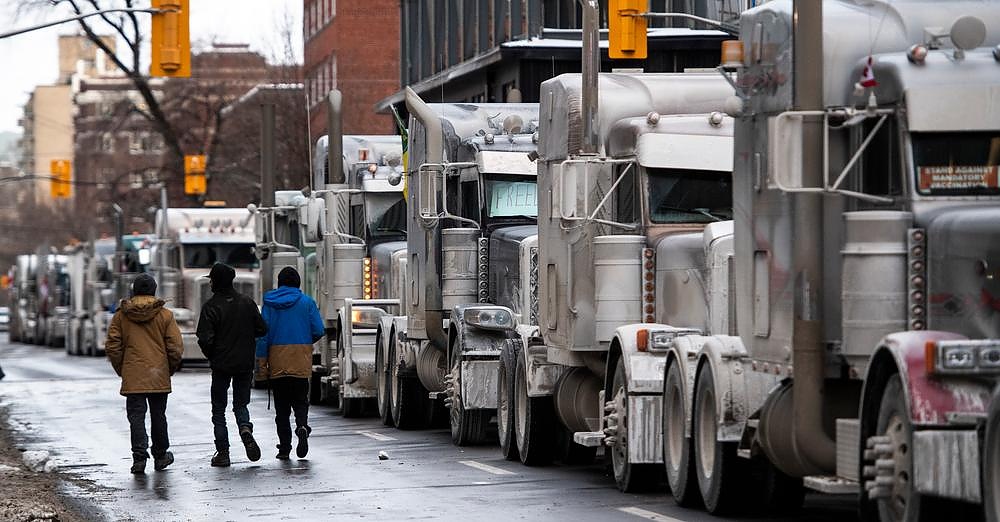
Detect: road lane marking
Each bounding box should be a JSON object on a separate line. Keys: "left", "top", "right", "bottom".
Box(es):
{"left": 618, "top": 507, "right": 685, "bottom": 522}
{"left": 357, "top": 431, "right": 397, "bottom": 441}
{"left": 458, "top": 460, "right": 517, "bottom": 476}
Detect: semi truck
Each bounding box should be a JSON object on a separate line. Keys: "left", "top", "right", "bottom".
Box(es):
{"left": 64, "top": 234, "right": 154, "bottom": 356}
{"left": 377, "top": 89, "right": 540, "bottom": 444}
{"left": 309, "top": 128, "right": 407, "bottom": 417}
{"left": 8, "top": 254, "right": 38, "bottom": 344}
{"left": 612, "top": 0, "right": 1000, "bottom": 518}
{"left": 153, "top": 207, "right": 260, "bottom": 361}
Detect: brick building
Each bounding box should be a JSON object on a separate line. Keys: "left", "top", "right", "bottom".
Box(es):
{"left": 303, "top": 0, "right": 400, "bottom": 142}
{"left": 72, "top": 45, "right": 303, "bottom": 235}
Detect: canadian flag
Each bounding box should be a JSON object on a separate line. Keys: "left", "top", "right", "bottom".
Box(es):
{"left": 859, "top": 56, "right": 877, "bottom": 88}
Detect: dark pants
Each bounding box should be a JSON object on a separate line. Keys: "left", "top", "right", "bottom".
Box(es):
{"left": 271, "top": 377, "right": 310, "bottom": 451}
{"left": 211, "top": 370, "right": 253, "bottom": 451}
{"left": 126, "top": 393, "right": 169, "bottom": 460}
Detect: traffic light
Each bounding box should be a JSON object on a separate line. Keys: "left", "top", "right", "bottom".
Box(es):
{"left": 608, "top": 0, "right": 648, "bottom": 59}
{"left": 150, "top": 0, "right": 190, "bottom": 78}
{"left": 184, "top": 154, "right": 207, "bottom": 196}
{"left": 50, "top": 159, "right": 71, "bottom": 199}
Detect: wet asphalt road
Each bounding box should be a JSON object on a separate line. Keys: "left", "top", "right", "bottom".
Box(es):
{"left": 0, "top": 333, "right": 860, "bottom": 522}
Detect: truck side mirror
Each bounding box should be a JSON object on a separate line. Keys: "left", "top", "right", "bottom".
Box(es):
{"left": 558, "top": 162, "right": 583, "bottom": 220}
{"left": 417, "top": 166, "right": 440, "bottom": 220}
{"left": 767, "top": 113, "right": 805, "bottom": 190}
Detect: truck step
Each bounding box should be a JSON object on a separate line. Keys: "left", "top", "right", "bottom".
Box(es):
{"left": 802, "top": 475, "right": 858, "bottom": 495}
{"left": 573, "top": 431, "right": 604, "bottom": 448}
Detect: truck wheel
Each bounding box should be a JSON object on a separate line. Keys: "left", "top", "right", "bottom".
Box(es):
{"left": 985, "top": 386, "right": 1000, "bottom": 522}
{"left": 693, "top": 363, "right": 748, "bottom": 515}
{"left": 663, "top": 358, "right": 700, "bottom": 506}
{"left": 497, "top": 340, "right": 519, "bottom": 461}
{"left": 376, "top": 329, "right": 394, "bottom": 426}
{"left": 514, "top": 350, "right": 553, "bottom": 466}
{"left": 341, "top": 394, "right": 365, "bottom": 418}
{"left": 65, "top": 324, "right": 76, "bottom": 355}
{"left": 309, "top": 371, "right": 323, "bottom": 405}
{"left": 390, "top": 338, "right": 430, "bottom": 429}
{"left": 448, "top": 343, "right": 491, "bottom": 446}
{"left": 873, "top": 374, "right": 937, "bottom": 522}
{"left": 610, "top": 357, "right": 660, "bottom": 492}
{"left": 756, "top": 457, "right": 804, "bottom": 515}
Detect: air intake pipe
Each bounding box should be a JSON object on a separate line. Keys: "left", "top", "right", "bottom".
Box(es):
{"left": 578, "top": 0, "right": 599, "bottom": 155}
{"left": 404, "top": 86, "right": 447, "bottom": 352}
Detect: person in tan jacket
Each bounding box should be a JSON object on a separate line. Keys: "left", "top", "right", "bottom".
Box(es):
{"left": 105, "top": 274, "right": 183, "bottom": 474}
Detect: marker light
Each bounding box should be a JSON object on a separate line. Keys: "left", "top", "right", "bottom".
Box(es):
{"left": 720, "top": 40, "right": 744, "bottom": 70}
{"left": 907, "top": 44, "right": 928, "bottom": 64}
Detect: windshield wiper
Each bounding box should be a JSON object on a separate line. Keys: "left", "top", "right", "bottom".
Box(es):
{"left": 656, "top": 205, "right": 727, "bottom": 222}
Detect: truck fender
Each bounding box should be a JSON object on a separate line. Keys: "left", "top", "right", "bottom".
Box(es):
{"left": 610, "top": 323, "right": 683, "bottom": 396}
{"left": 448, "top": 304, "right": 509, "bottom": 361}
{"left": 387, "top": 315, "right": 418, "bottom": 374}
{"left": 861, "top": 331, "right": 994, "bottom": 432}
{"left": 695, "top": 335, "right": 749, "bottom": 442}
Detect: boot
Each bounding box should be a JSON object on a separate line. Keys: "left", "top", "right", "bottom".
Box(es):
{"left": 276, "top": 445, "right": 290, "bottom": 460}
{"left": 295, "top": 426, "right": 311, "bottom": 459}
{"left": 240, "top": 427, "right": 261, "bottom": 462}
{"left": 130, "top": 457, "right": 147, "bottom": 474}
{"left": 153, "top": 451, "right": 174, "bottom": 471}
{"left": 211, "top": 450, "right": 230, "bottom": 467}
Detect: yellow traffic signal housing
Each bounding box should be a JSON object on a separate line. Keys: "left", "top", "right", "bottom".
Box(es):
{"left": 150, "top": 0, "right": 191, "bottom": 78}
{"left": 608, "top": 0, "right": 648, "bottom": 59}
{"left": 184, "top": 154, "right": 207, "bottom": 195}
{"left": 49, "top": 159, "right": 71, "bottom": 199}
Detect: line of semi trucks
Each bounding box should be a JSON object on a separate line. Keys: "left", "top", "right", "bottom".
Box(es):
{"left": 4, "top": 0, "right": 998, "bottom": 519}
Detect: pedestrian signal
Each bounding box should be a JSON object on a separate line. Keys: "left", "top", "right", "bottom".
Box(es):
{"left": 150, "top": 0, "right": 191, "bottom": 78}
{"left": 50, "top": 159, "right": 72, "bottom": 199}
{"left": 184, "top": 154, "right": 206, "bottom": 196}
{"left": 608, "top": 0, "right": 648, "bottom": 59}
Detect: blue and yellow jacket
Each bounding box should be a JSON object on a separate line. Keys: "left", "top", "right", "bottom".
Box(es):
{"left": 255, "top": 286, "right": 324, "bottom": 379}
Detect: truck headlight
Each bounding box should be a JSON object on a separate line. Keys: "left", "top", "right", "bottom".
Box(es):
{"left": 462, "top": 306, "right": 515, "bottom": 331}
{"left": 351, "top": 307, "right": 385, "bottom": 329}
{"left": 929, "top": 340, "right": 1000, "bottom": 374}
{"left": 641, "top": 328, "right": 701, "bottom": 352}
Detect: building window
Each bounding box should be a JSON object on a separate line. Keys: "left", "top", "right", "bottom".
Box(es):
{"left": 129, "top": 132, "right": 142, "bottom": 155}
{"left": 129, "top": 172, "right": 143, "bottom": 189}
{"left": 101, "top": 133, "right": 114, "bottom": 153}
{"left": 144, "top": 168, "right": 159, "bottom": 185}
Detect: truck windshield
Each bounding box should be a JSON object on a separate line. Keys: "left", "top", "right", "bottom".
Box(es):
{"left": 647, "top": 168, "right": 732, "bottom": 224}
{"left": 367, "top": 195, "right": 407, "bottom": 238}
{"left": 485, "top": 178, "right": 537, "bottom": 218}
{"left": 183, "top": 243, "right": 259, "bottom": 269}
{"left": 913, "top": 131, "right": 1000, "bottom": 196}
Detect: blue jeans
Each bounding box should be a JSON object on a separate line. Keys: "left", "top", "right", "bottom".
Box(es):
{"left": 126, "top": 393, "right": 169, "bottom": 460}
{"left": 211, "top": 370, "right": 253, "bottom": 451}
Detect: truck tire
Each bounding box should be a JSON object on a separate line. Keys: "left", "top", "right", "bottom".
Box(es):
{"left": 874, "top": 374, "right": 938, "bottom": 522}
{"left": 390, "top": 338, "right": 431, "bottom": 429}
{"left": 756, "top": 457, "right": 804, "bottom": 515}
{"left": 514, "top": 350, "right": 553, "bottom": 466}
{"left": 376, "top": 328, "right": 394, "bottom": 426}
{"left": 65, "top": 323, "right": 76, "bottom": 355}
{"left": 693, "top": 363, "right": 748, "bottom": 515}
{"left": 554, "top": 424, "right": 597, "bottom": 465}
{"left": 341, "top": 394, "right": 365, "bottom": 418}
{"left": 985, "top": 386, "right": 1000, "bottom": 522}
{"left": 448, "top": 343, "right": 492, "bottom": 446}
{"left": 610, "top": 357, "right": 660, "bottom": 492}
{"left": 663, "top": 358, "right": 700, "bottom": 506}
{"left": 497, "top": 339, "right": 519, "bottom": 460}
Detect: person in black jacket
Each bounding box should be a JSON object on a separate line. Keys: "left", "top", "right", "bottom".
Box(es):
{"left": 196, "top": 262, "right": 267, "bottom": 467}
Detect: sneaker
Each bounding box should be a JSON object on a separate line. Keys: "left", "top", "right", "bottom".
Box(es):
{"left": 153, "top": 452, "right": 174, "bottom": 471}
{"left": 240, "top": 427, "right": 261, "bottom": 462}
{"left": 130, "top": 458, "right": 147, "bottom": 474}
{"left": 295, "top": 426, "right": 310, "bottom": 459}
{"left": 211, "top": 450, "right": 231, "bottom": 467}
{"left": 276, "top": 445, "right": 290, "bottom": 460}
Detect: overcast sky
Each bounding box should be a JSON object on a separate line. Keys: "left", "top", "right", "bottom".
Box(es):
{"left": 0, "top": 0, "right": 304, "bottom": 134}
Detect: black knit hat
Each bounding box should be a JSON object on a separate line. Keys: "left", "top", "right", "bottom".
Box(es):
{"left": 132, "top": 273, "right": 157, "bottom": 296}
{"left": 277, "top": 266, "right": 301, "bottom": 288}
